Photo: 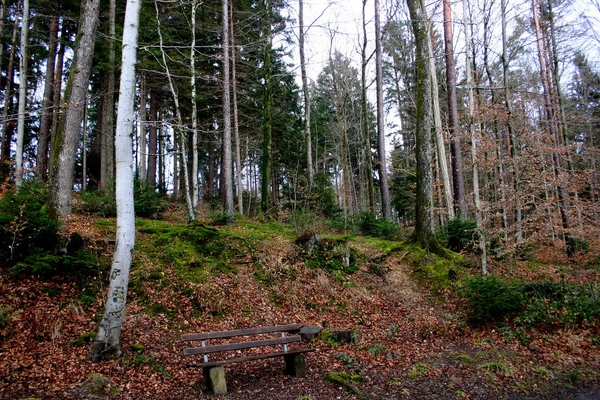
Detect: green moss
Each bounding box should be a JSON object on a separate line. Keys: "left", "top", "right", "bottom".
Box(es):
{"left": 75, "top": 331, "right": 96, "bottom": 346}
{"left": 323, "top": 372, "right": 364, "bottom": 396}
{"left": 131, "top": 343, "right": 145, "bottom": 353}
{"left": 407, "top": 362, "right": 430, "bottom": 378}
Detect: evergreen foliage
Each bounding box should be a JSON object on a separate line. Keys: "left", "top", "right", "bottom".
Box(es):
{"left": 0, "top": 181, "right": 60, "bottom": 267}
{"left": 437, "top": 218, "right": 477, "bottom": 252}
{"left": 464, "top": 276, "right": 600, "bottom": 328}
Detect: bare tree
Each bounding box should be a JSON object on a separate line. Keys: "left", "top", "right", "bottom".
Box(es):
{"left": 443, "top": 0, "right": 467, "bottom": 219}
{"left": 463, "top": 0, "right": 487, "bottom": 274}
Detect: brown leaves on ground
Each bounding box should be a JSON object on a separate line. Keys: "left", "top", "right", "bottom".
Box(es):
{"left": 1, "top": 224, "right": 599, "bottom": 400}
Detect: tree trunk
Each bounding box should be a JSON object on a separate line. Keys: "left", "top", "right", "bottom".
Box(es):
{"left": 48, "top": 0, "right": 101, "bottom": 218}
{"left": 361, "top": 0, "right": 375, "bottom": 212}
{"left": 299, "top": 0, "right": 313, "bottom": 186}
{"left": 261, "top": 0, "right": 273, "bottom": 213}
{"left": 49, "top": 22, "right": 67, "bottom": 165}
{"left": 15, "top": 0, "right": 29, "bottom": 188}
{"left": 230, "top": 3, "right": 243, "bottom": 215}
{"left": 138, "top": 72, "right": 147, "bottom": 180}
{"left": 463, "top": 0, "right": 487, "bottom": 274}
{"left": 155, "top": 1, "right": 195, "bottom": 220}
{"left": 99, "top": 0, "right": 116, "bottom": 193}
{"left": 147, "top": 90, "right": 158, "bottom": 185}
{"left": 0, "top": 11, "right": 19, "bottom": 180}
{"left": 91, "top": 0, "right": 141, "bottom": 362}
{"left": 501, "top": 0, "right": 522, "bottom": 242}
{"left": 37, "top": 13, "right": 59, "bottom": 181}
{"left": 374, "top": 0, "right": 392, "bottom": 220}
{"left": 190, "top": 0, "right": 200, "bottom": 210}
{"left": 222, "top": 0, "right": 234, "bottom": 216}
{"left": 407, "top": 0, "right": 444, "bottom": 253}
{"left": 442, "top": 0, "right": 467, "bottom": 219}
{"left": 531, "top": 0, "right": 572, "bottom": 252}
{"left": 428, "top": 24, "right": 454, "bottom": 221}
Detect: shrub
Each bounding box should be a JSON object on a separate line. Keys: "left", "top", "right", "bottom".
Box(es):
{"left": 0, "top": 181, "right": 60, "bottom": 267}
{"left": 437, "top": 218, "right": 477, "bottom": 252}
{"left": 78, "top": 190, "right": 116, "bottom": 216}
{"left": 134, "top": 180, "right": 167, "bottom": 218}
{"left": 463, "top": 275, "right": 524, "bottom": 324}
{"left": 357, "top": 212, "right": 403, "bottom": 241}
{"left": 78, "top": 180, "right": 166, "bottom": 218}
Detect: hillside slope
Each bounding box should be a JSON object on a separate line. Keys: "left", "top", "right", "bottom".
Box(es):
{"left": 1, "top": 217, "right": 599, "bottom": 399}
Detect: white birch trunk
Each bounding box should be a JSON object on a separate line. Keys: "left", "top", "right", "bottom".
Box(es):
{"left": 190, "top": 0, "right": 199, "bottom": 210}
{"left": 15, "top": 0, "right": 28, "bottom": 188}
{"left": 91, "top": 0, "right": 141, "bottom": 361}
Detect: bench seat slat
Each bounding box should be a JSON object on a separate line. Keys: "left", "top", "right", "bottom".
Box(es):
{"left": 181, "top": 323, "right": 303, "bottom": 341}
{"left": 187, "top": 348, "right": 315, "bottom": 368}
{"left": 183, "top": 335, "right": 302, "bottom": 356}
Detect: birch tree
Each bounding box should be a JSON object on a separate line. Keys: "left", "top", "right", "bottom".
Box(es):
{"left": 92, "top": 0, "right": 141, "bottom": 361}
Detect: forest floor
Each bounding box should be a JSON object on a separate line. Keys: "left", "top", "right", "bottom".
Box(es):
{"left": 1, "top": 213, "right": 599, "bottom": 399}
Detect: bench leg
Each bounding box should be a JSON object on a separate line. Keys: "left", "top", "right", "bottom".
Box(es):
{"left": 203, "top": 366, "right": 227, "bottom": 395}
{"left": 284, "top": 353, "right": 306, "bottom": 377}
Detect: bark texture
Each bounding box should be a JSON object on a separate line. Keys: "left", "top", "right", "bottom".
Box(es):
{"left": 92, "top": 0, "right": 141, "bottom": 362}
{"left": 48, "top": 0, "right": 100, "bottom": 218}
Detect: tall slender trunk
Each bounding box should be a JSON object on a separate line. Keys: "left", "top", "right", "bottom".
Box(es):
{"left": 222, "top": 0, "right": 234, "bottom": 216}
{"left": 49, "top": 24, "right": 66, "bottom": 173}
{"left": 100, "top": 0, "right": 116, "bottom": 193}
{"left": 15, "top": 0, "right": 29, "bottom": 187}
{"left": 138, "top": 72, "right": 147, "bottom": 179}
{"left": 37, "top": 13, "right": 59, "bottom": 181}
{"left": 532, "top": 0, "right": 571, "bottom": 251}
{"left": 261, "top": 0, "right": 273, "bottom": 213}
{"left": 155, "top": 0, "right": 195, "bottom": 220}
{"left": 190, "top": 0, "right": 200, "bottom": 210}
{"left": 361, "top": 0, "right": 375, "bottom": 212}
{"left": 374, "top": 0, "right": 391, "bottom": 220}
{"left": 443, "top": 0, "right": 467, "bottom": 219}
{"left": 501, "top": 0, "right": 522, "bottom": 242}
{"left": 147, "top": 90, "right": 158, "bottom": 185}
{"left": 299, "top": 0, "right": 313, "bottom": 186}
{"left": 230, "top": 1, "right": 243, "bottom": 215}
{"left": 48, "top": 0, "right": 101, "bottom": 218}
{"left": 407, "top": 0, "right": 444, "bottom": 252}
{"left": 463, "top": 0, "right": 487, "bottom": 274}
{"left": 0, "top": 10, "right": 20, "bottom": 179}
{"left": 91, "top": 0, "right": 141, "bottom": 362}
{"left": 428, "top": 24, "right": 454, "bottom": 221}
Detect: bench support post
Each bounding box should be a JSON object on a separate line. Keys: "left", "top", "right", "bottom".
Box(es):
{"left": 203, "top": 366, "right": 227, "bottom": 394}
{"left": 284, "top": 353, "right": 306, "bottom": 377}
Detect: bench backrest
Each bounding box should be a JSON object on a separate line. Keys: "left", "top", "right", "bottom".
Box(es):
{"left": 181, "top": 323, "right": 303, "bottom": 358}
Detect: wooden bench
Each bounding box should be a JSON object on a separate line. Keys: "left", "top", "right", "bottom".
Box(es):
{"left": 181, "top": 323, "right": 318, "bottom": 394}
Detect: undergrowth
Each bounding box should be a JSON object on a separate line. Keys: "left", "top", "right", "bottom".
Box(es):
{"left": 463, "top": 275, "right": 600, "bottom": 328}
